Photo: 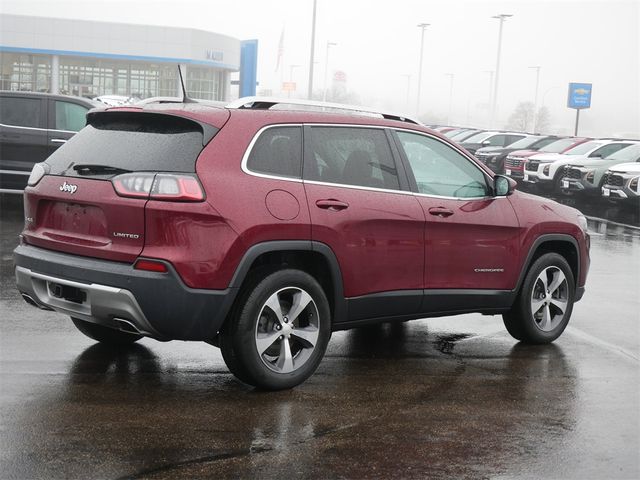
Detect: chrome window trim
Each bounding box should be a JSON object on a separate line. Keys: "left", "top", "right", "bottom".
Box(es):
{"left": 0, "top": 122, "right": 78, "bottom": 134}
{"left": 0, "top": 169, "right": 30, "bottom": 176}
{"left": 241, "top": 122, "right": 407, "bottom": 189}
{"left": 240, "top": 122, "right": 502, "bottom": 200}
{"left": 303, "top": 179, "right": 414, "bottom": 196}
{"left": 240, "top": 123, "right": 304, "bottom": 183}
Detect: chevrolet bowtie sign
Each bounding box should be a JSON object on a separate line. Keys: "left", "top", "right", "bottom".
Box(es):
{"left": 567, "top": 82, "right": 593, "bottom": 109}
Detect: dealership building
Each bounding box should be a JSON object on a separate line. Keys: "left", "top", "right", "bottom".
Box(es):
{"left": 0, "top": 14, "right": 258, "bottom": 101}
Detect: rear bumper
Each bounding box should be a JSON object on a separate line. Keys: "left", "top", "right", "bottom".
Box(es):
{"left": 14, "top": 244, "right": 236, "bottom": 340}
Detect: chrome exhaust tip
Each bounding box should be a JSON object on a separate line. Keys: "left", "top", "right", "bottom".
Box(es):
{"left": 113, "top": 317, "right": 143, "bottom": 335}
{"left": 21, "top": 293, "right": 53, "bottom": 310}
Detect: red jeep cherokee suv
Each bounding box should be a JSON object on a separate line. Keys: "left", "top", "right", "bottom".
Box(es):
{"left": 14, "top": 98, "right": 590, "bottom": 390}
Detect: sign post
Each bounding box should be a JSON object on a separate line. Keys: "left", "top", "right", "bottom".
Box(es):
{"left": 567, "top": 82, "right": 592, "bottom": 136}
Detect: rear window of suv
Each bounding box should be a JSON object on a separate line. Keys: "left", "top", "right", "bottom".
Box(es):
{"left": 45, "top": 111, "right": 214, "bottom": 176}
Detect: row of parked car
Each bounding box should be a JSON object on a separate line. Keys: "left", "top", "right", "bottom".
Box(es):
{"left": 431, "top": 126, "right": 640, "bottom": 205}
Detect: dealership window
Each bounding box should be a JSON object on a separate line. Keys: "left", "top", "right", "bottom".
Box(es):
{"left": 0, "top": 52, "right": 227, "bottom": 101}
{"left": 0, "top": 53, "right": 50, "bottom": 92}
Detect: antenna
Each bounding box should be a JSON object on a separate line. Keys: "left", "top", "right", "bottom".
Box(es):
{"left": 177, "top": 65, "right": 196, "bottom": 103}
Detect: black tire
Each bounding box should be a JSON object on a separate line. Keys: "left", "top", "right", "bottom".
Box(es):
{"left": 503, "top": 253, "right": 575, "bottom": 344}
{"left": 71, "top": 317, "right": 143, "bottom": 345}
{"left": 552, "top": 171, "right": 565, "bottom": 194}
{"left": 220, "top": 269, "right": 331, "bottom": 390}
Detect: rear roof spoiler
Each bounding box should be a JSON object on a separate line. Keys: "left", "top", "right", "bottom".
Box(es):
{"left": 86, "top": 110, "right": 218, "bottom": 146}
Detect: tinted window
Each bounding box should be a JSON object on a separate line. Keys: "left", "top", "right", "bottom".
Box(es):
{"left": 505, "top": 136, "right": 543, "bottom": 149}
{"left": 247, "top": 126, "right": 302, "bottom": 178}
{"left": 590, "top": 143, "right": 631, "bottom": 158}
{"left": 604, "top": 143, "right": 640, "bottom": 161}
{"left": 396, "top": 131, "right": 489, "bottom": 198}
{"left": 305, "top": 127, "right": 400, "bottom": 190}
{"left": 55, "top": 101, "right": 88, "bottom": 132}
{"left": 463, "top": 131, "right": 492, "bottom": 143}
{"left": 0, "top": 96, "right": 41, "bottom": 128}
{"left": 486, "top": 134, "right": 509, "bottom": 146}
{"left": 505, "top": 135, "right": 526, "bottom": 145}
{"left": 539, "top": 138, "right": 578, "bottom": 153}
{"left": 45, "top": 111, "right": 211, "bottom": 176}
{"left": 565, "top": 141, "right": 603, "bottom": 155}
{"left": 529, "top": 137, "right": 558, "bottom": 150}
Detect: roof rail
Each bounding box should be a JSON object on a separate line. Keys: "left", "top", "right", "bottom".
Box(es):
{"left": 225, "top": 96, "right": 421, "bottom": 125}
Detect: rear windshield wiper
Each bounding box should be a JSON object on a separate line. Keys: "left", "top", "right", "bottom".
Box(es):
{"left": 72, "top": 164, "right": 132, "bottom": 175}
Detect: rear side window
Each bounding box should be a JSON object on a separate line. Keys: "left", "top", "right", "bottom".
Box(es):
{"left": 55, "top": 101, "right": 88, "bottom": 132}
{"left": 0, "top": 96, "right": 41, "bottom": 128}
{"left": 486, "top": 134, "right": 509, "bottom": 146}
{"left": 305, "top": 127, "right": 400, "bottom": 190}
{"left": 45, "top": 111, "right": 214, "bottom": 176}
{"left": 590, "top": 143, "right": 632, "bottom": 158}
{"left": 246, "top": 126, "right": 302, "bottom": 178}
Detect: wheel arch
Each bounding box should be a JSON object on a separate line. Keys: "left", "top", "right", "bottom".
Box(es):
{"left": 515, "top": 234, "right": 580, "bottom": 294}
{"left": 226, "top": 240, "right": 346, "bottom": 326}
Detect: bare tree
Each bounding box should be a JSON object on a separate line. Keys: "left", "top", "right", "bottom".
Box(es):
{"left": 535, "top": 106, "right": 551, "bottom": 133}
{"left": 506, "top": 101, "right": 535, "bottom": 131}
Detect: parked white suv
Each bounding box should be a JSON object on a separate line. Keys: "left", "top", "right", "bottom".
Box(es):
{"left": 523, "top": 140, "right": 637, "bottom": 192}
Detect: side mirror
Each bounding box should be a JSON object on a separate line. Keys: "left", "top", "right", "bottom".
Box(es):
{"left": 494, "top": 175, "right": 517, "bottom": 196}
{"left": 590, "top": 152, "right": 603, "bottom": 158}
{"left": 482, "top": 140, "right": 491, "bottom": 145}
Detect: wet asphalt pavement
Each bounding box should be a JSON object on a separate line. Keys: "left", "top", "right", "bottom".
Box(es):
{"left": 1, "top": 193, "right": 639, "bottom": 479}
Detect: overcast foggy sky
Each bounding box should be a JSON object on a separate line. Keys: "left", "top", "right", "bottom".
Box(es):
{"left": 2, "top": 0, "right": 639, "bottom": 137}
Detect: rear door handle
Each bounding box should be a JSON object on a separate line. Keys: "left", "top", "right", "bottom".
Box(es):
{"left": 428, "top": 206, "right": 454, "bottom": 218}
{"left": 50, "top": 138, "right": 67, "bottom": 144}
{"left": 316, "top": 199, "right": 349, "bottom": 211}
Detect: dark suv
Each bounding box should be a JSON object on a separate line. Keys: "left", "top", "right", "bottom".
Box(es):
{"left": 14, "top": 98, "right": 590, "bottom": 390}
{"left": 0, "top": 91, "right": 100, "bottom": 192}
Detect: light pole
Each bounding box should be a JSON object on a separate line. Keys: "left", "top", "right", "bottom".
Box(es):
{"left": 307, "top": 0, "right": 317, "bottom": 99}
{"left": 400, "top": 74, "right": 411, "bottom": 110}
{"left": 528, "top": 65, "right": 541, "bottom": 132}
{"left": 484, "top": 70, "right": 494, "bottom": 127}
{"left": 322, "top": 41, "right": 337, "bottom": 102}
{"left": 416, "top": 23, "right": 430, "bottom": 116}
{"left": 490, "top": 14, "right": 512, "bottom": 128}
{"left": 445, "top": 73, "right": 454, "bottom": 125}
{"left": 288, "top": 64, "right": 301, "bottom": 98}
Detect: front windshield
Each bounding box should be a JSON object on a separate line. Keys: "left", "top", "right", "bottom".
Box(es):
{"left": 463, "top": 131, "right": 492, "bottom": 143}
{"left": 605, "top": 143, "right": 640, "bottom": 161}
{"left": 563, "top": 141, "right": 603, "bottom": 155}
{"left": 539, "top": 138, "right": 577, "bottom": 153}
{"left": 506, "top": 136, "right": 543, "bottom": 149}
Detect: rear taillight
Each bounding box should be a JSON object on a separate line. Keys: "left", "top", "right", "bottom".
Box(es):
{"left": 27, "top": 162, "right": 50, "bottom": 187}
{"left": 112, "top": 173, "right": 204, "bottom": 201}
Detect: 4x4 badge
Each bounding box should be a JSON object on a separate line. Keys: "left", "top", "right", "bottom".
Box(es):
{"left": 60, "top": 181, "right": 78, "bottom": 194}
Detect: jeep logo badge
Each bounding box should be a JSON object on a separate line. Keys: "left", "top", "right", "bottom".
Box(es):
{"left": 60, "top": 181, "right": 78, "bottom": 194}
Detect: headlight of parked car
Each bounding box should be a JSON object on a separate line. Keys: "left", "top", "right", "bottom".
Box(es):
{"left": 543, "top": 165, "right": 550, "bottom": 175}
{"left": 585, "top": 169, "right": 595, "bottom": 183}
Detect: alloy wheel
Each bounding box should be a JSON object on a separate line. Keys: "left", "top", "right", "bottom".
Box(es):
{"left": 254, "top": 287, "right": 320, "bottom": 374}
{"left": 530, "top": 266, "right": 569, "bottom": 332}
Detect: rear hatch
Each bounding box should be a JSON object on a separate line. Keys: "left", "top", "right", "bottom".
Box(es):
{"left": 22, "top": 108, "right": 226, "bottom": 262}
